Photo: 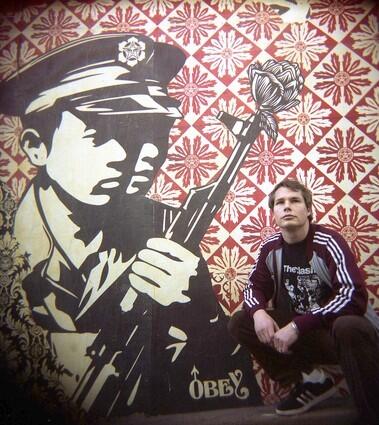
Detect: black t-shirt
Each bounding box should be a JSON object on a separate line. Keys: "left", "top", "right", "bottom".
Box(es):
{"left": 282, "top": 239, "right": 332, "bottom": 314}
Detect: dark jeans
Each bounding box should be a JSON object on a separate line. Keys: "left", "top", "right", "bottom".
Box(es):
{"left": 228, "top": 309, "right": 379, "bottom": 424}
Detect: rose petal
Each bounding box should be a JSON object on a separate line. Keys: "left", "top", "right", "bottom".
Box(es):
{"left": 273, "top": 99, "right": 300, "bottom": 113}
{"left": 249, "top": 59, "right": 304, "bottom": 114}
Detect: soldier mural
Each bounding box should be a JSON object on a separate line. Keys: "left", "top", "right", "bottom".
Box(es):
{"left": 0, "top": 32, "right": 303, "bottom": 418}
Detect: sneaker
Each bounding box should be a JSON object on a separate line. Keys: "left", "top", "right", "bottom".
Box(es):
{"left": 275, "top": 378, "right": 337, "bottom": 416}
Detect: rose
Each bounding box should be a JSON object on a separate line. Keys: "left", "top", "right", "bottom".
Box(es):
{"left": 248, "top": 60, "right": 304, "bottom": 113}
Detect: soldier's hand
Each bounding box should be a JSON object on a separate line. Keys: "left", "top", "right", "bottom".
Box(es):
{"left": 129, "top": 238, "right": 199, "bottom": 306}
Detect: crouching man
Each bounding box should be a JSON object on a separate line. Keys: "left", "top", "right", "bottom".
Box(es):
{"left": 229, "top": 178, "right": 379, "bottom": 425}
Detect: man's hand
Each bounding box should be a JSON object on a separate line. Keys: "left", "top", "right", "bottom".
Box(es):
{"left": 273, "top": 322, "right": 299, "bottom": 354}
{"left": 253, "top": 309, "right": 279, "bottom": 346}
{"left": 129, "top": 238, "right": 199, "bottom": 306}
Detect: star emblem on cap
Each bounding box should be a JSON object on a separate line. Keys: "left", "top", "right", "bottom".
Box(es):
{"left": 118, "top": 37, "right": 146, "bottom": 67}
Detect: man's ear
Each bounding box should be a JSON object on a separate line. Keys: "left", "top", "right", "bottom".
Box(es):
{"left": 21, "top": 129, "right": 48, "bottom": 166}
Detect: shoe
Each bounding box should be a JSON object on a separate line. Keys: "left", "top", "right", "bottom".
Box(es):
{"left": 275, "top": 378, "right": 337, "bottom": 416}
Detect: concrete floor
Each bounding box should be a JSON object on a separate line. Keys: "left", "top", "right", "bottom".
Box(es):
{"left": 97, "top": 398, "right": 357, "bottom": 425}
{"left": 0, "top": 364, "right": 358, "bottom": 425}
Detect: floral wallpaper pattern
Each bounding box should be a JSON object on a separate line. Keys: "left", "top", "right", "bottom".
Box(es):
{"left": 0, "top": 0, "right": 378, "bottom": 412}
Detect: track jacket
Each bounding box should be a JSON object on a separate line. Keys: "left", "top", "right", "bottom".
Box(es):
{"left": 244, "top": 223, "right": 379, "bottom": 335}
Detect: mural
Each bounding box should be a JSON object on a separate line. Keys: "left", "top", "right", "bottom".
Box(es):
{"left": 0, "top": 32, "right": 264, "bottom": 417}
{"left": 0, "top": 0, "right": 378, "bottom": 422}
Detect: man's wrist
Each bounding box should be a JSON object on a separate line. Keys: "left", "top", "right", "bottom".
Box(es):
{"left": 290, "top": 320, "right": 299, "bottom": 335}
{"left": 252, "top": 308, "right": 266, "bottom": 319}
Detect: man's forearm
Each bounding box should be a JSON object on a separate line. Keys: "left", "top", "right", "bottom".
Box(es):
{"left": 243, "top": 285, "right": 267, "bottom": 318}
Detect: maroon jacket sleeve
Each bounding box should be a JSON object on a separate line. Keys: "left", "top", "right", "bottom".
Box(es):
{"left": 293, "top": 227, "right": 368, "bottom": 334}
{"left": 243, "top": 240, "right": 276, "bottom": 319}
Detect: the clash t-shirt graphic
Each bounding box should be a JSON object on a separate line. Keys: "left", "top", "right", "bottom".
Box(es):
{"left": 282, "top": 241, "right": 332, "bottom": 314}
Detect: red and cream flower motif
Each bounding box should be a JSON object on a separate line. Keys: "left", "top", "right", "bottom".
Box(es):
{"left": 67, "top": 0, "right": 112, "bottom": 21}
{"left": 219, "top": 177, "right": 256, "bottom": 224}
{"left": 326, "top": 205, "right": 378, "bottom": 263}
{"left": 316, "top": 127, "right": 375, "bottom": 183}
{"left": 208, "top": 245, "right": 252, "bottom": 308}
{"left": 356, "top": 87, "right": 379, "bottom": 141}
{"left": 168, "top": 2, "right": 217, "bottom": 46}
{"left": 167, "top": 135, "right": 218, "bottom": 187}
{"left": 100, "top": 6, "right": 147, "bottom": 33}
{"left": 351, "top": 15, "right": 379, "bottom": 65}
{"left": 0, "top": 115, "right": 23, "bottom": 157}
{"left": 243, "top": 135, "right": 294, "bottom": 185}
{"left": 208, "top": 0, "right": 243, "bottom": 13}
{"left": 311, "top": 0, "right": 365, "bottom": 33}
{"left": 274, "top": 22, "right": 328, "bottom": 72}
{"left": 202, "top": 29, "right": 253, "bottom": 79}
{"left": 241, "top": 206, "right": 278, "bottom": 254}
{"left": 295, "top": 166, "right": 335, "bottom": 219}
{"left": 0, "top": 16, "right": 11, "bottom": 44}
{"left": 237, "top": 2, "right": 282, "bottom": 40}
{"left": 278, "top": 92, "right": 332, "bottom": 147}
{"left": 169, "top": 64, "right": 216, "bottom": 115}
{"left": 314, "top": 51, "right": 370, "bottom": 106}
{"left": 9, "top": 4, "right": 45, "bottom": 24}
{"left": 359, "top": 174, "right": 379, "bottom": 214}
{"left": 199, "top": 225, "right": 220, "bottom": 256}
{"left": 0, "top": 41, "right": 38, "bottom": 79}
{"left": 134, "top": 0, "right": 180, "bottom": 18}
{"left": 31, "top": 8, "right": 80, "bottom": 51}
{"left": 147, "top": 174, "right": 181, "bottom": 208}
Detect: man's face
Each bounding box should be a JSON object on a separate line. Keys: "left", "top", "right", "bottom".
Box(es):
{"left": 272, "top": 187, "right": 311, "bottom": 231}
{"left": 44, "top": 110, "right": 173, "bottom": 205}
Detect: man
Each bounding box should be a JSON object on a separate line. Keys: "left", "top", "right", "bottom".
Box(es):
{"left": 228, "top": 178, "right": 379, "bottom": 425}
{"left": 0, "top": 34, "right": 255, "bottom": 416}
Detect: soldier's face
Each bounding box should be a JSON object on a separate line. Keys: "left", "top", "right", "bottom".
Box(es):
{"left": 44, "top": 110, "right": 173, "bottom": 205}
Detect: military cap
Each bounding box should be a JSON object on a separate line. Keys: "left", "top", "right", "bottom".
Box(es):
{"left": 0, "top": 33, "right": 186, "bottom": 117}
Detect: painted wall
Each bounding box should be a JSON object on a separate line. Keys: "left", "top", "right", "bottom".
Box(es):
{"left": 0, "top": 0, "right": 378, "bottom": 421}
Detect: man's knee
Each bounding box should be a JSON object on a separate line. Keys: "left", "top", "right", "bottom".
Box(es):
{"left": 332, "top": 315, "right": 375, "bottom": 345}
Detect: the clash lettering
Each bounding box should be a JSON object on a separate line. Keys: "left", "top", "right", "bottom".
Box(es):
{"left": 283, "top": 265, "right": 314, "bottom": 274}
{"left": 189, "top": 366, "right": 249, "bottom": 400}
